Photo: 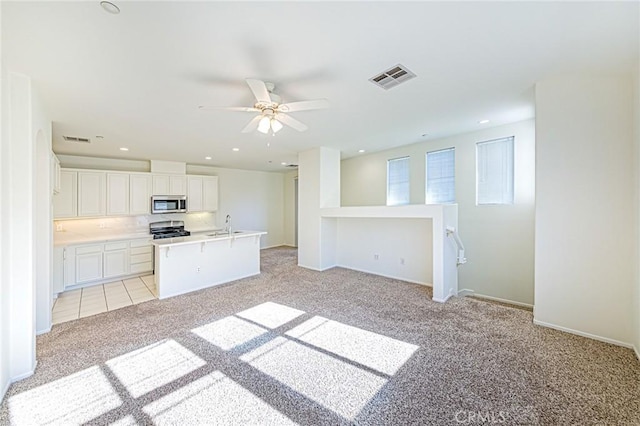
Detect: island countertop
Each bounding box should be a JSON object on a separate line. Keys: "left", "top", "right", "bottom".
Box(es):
{"left": 151, "top": 230, "right": 267, "bottom": 248}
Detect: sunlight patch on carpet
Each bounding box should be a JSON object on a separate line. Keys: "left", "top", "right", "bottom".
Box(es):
{"left": 236, "top": 301, "right": 305, "bottom": 329}
{"left": 286, "top": 316, "right": 419, "bottom": 375}
{"left": 106, "top": 339, "right": 206, "bottom": 398}
{"left": 192, "top": 316, "right": 269, "bottom": 350}
{"left": 240, "top": 336, "right": 387, "bottom": 420}
{"left": 8, "top": 366, "right": 121, "bottom": 425}
{"left": 143, "top": 371, "right": 298, "bottom": 425}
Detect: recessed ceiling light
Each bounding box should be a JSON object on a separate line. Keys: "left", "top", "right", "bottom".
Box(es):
{"left": 205, "top": 156, "right": 212, "bottom": 160}
{"left": 478, "top": 119, "right": 490, "bottom": 124}
{"left": 281, "top": 162, "right": 287, "bottom": 166}
{"left": 100, "top": 1, "right": 120, "bottom": 14}
{"left": 96, "top": 135, "right": 104, "bottom": 139}
{"left": 358, "top": 149, "right": 366, "bottom": 153}
{"left": 119, "top": 147, "right": 128, "bottom": 151}
{"left": 232, "top": 148, "right": 240, "bottom": 152}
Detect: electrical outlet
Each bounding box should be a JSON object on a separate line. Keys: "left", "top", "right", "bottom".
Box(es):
{"left": 99, "top": 222, "right": 106, "bottom": 229}
{"left": 56, "top": 224, "right": 63, "bottom": 231}
{"left": 197, "top": 266, "right": 201, "bottom": 273}
{"left": 400, "top": 258, "right": 405, "bottom": 265}
{"left": 374, "top": 254, "right": 379, "bottom": 260}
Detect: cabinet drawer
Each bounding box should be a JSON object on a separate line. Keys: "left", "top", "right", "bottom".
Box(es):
{"left": 130, "top": 262, "right": 153, "bottom": 274}
{"left": 130, "top": 246, "right": 152, "bottom": 256}
{"left": 130, "top": 238, "right": 153, "bottom": 248}
{"left": 130, "top": 253, "right": 152, "bottom": 264}
{"left": 75, "top": 245, "right": 102, "bottom": 255}
{"left": 105, "top": 241, "right": 128, "bottom": 251}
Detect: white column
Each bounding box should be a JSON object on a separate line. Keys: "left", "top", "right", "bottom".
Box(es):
{"left": 298, "top": 147, "right": 341, "bottom": 271}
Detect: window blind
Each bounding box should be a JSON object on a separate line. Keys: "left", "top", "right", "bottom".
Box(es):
{"left": 476, "top": 136, "right": 514, "bottom": 205}
{"left": 426, "top": 148, "right": 455, "bottom": 204}
{"left": 387, "top": 157, "right": 410, "bottom": 206}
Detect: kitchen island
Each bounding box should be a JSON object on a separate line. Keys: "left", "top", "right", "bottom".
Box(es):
{"left": 152, "top": 230, "right": 266, "bottom": 299}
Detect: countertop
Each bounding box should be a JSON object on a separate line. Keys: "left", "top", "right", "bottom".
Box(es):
{"left": 54, "top": 227, "right": 223, "bottom": 247}
{"left": 151, "top": 230, "right": 267, "bottom": 248}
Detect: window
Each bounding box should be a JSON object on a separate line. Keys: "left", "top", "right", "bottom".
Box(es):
{"left": 476, "top": 136, "right": 514, "bottom": 205}
{"left": 426, "top": 148, "right": 455, "bottom": 204}
{"left": 387, "top": 157, "right": 410, "bottom": 205}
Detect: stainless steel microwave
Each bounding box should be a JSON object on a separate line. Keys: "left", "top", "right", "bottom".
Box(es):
{"left": 151, "top": 195, "right": 187, "bottom": 214}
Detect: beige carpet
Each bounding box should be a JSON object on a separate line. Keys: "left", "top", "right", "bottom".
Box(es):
{"left": 1, "top": 247, "right": 638, "bottom": 425}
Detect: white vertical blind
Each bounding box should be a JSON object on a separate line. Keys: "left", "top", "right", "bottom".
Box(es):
{"left": 387, "top": 156, "right": 410, "bottom": 205}
{"left": 476, "top": 136, "right": 514, "bottom": 205}
{"left": 426, "top": 148, "right": 455, "bottom": 204}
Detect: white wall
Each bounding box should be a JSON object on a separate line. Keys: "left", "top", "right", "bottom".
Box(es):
{"left": 283, "top": 170, "right": 298, "bottom": 246}
{"left": 341, "top": 119, "right": 536, "bottom": 305}
{"left": 188, "top": 165, "right": 284, "bottom": 249}
{"left": 633, "top": 64, "right": 640, "bottom": 357}
{"left": 0, "top": 0, "right": 9, "bottom": 401}
{"left": 535, "top": 75, "right": 635, "bottom": 347}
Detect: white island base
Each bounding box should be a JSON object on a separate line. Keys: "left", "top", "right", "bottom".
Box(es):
{"left": 152, "top": 231, "right": 266, "bottom": 299}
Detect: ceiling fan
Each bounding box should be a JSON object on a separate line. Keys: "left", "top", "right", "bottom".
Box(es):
{"left": 199, "top": 79, "right": 329, "bottom": 134}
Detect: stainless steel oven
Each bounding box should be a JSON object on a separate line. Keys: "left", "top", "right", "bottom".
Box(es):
{"left": 151, "top": 195, "right": 187, "bottom": 214}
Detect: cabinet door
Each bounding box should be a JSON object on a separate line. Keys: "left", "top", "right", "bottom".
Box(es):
{"left": 203, "top": 176, "right": 219, "bottom": 212}
{"left": 106, "top": 173, "right": 130, "bottom": 216}
{"left": 63, "top": 247, "right": 76, "bottom": 287}
{"left": 152, "top": 175, "right": 170, "bottom": 195}
{"left": 75, "top": 245, "right": 103, "bottom": 284}
{"left": 51, "top": 154, "right": 61, "bottom": 195}
{"left": 78, "top": 171, "right": 106, "bottom": 217}
{"left": 170, "top": 175, "right": 187, "bottom": 195}
{"left": 130, "top": 174, "right": 152, "bottom": 215}
{"left": 187, "top": 176, "right": 203, "bottom": 212}
{"left": 104, "top": 249, "right": 128, "bottom": 278}
{"left": 53, "top": 246, "right": 65, "bottom": 294}
{"left": 53, "top": 170, "right": 78, "bottom": 218}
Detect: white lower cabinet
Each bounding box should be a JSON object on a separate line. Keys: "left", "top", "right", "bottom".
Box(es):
{"left": 58, "top": 237, "right": 154, "bottom": 290}
{"left": 104, "top": 241, "right": 129, "bottom": 278}
{"left": 75, "top": 245, "right": 103, "bottom": 284}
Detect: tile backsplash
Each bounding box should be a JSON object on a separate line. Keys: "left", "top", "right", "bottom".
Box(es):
{"left": 54, "top": 212, "right": 218, "bottom": 238}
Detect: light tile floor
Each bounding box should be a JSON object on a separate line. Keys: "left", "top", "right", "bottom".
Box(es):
{"left": 52, "top": 275, "right": 157, "bottom": 325}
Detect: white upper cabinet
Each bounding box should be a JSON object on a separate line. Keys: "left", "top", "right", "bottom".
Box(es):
{"left": 188, "top": 176, "right": 218, "bottom": 212}
{"left": 153, "top": 174, "right": 187, "bottom": 196}
{"left": 130, "top": 173, "right": 152, "bottom": 215}
{"left": 203, "top": 176, "right": 219, "bottom": 212}
{"left": 53, "top": 170, "right": 78, "bottom": 218}
{"left": 51, "top": 153, "right": 61, "bottom": 195}
{"left": 187, "top": 176, "right": 204, "bottom": 212}
{"left": 78, "top": 171, "right": 106, "bottom": 217}
{"left": 106, "top": 173, "right": 130, "bottom": 216}
{"left": 152, "top": 174, "right": 170, "bottom": 195}
{"left": 170, "top": 175, "right": 187, "bottom": 195}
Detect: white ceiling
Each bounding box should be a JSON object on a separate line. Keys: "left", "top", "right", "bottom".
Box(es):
{"left": 3, "top": 1, "right": 638, "bottom": 172}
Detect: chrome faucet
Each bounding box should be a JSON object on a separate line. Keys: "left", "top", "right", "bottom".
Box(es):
{"left": 224, "top": 214, "right": 232, "bottom": 234}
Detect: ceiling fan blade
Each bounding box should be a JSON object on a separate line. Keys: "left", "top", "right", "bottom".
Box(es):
{"left": 246, "top": 79, "right": 272, "bottom": 103}
{"left": 277, "top": 113, "right": 308, "bottom": 132}
{"left": 199, "top": 106, "right": 260, "bottom": 112}
{"left": 241, "top": 115, "right": 263, "bottom": 133}
{"left": 277, "top": 99, "right": 329, "bottom": 113}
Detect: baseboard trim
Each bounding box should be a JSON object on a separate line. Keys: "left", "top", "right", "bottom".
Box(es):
{"left": 432, "top": 293, "right": 453, "bottom": 303}
{"left": 533, "top": 319, "right": 635, "bottom": 350}
{"left": 459, "top": 289, "right": 533, "bottom": 309}
{"left": 634, "top": 345, "right": 640, "bottom": 361}
{"left": 36, "top": 325, "right": 52, "bottom": 335}
{"left": 1, "top": 378, "right": 10, "bottom": 404}
{"left": 11, "top": 361, "right": 36, "bottom": 383}
{"left": 297, "top": 263, "right": 334, "bottom": 272}
{"left": 335, "top": 264, "right": 432, "bottom": 287}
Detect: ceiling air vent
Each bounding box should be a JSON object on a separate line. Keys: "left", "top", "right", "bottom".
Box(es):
{"left": 285, "top": 164, "right": 298, "bottom": 168}
{"left": 369, "top": 64, "right": 416, "bottom": 90}
{"left": 62, "top": 135, "right": 91, "bottom": 143}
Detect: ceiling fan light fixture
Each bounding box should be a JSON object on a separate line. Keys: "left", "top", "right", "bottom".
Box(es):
{"left": 271, "top": 118, "right": 283, "bottom": 133}
{"left": 257, "top": 116, "right": 271, "bottom": 134}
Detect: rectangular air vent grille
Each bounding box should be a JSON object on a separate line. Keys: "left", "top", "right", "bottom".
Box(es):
{"left": 369, "top": 64, "right": 416, "bottom": 90}
{"left": 63, "top": 135, "right": 91, "bottom": 143}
